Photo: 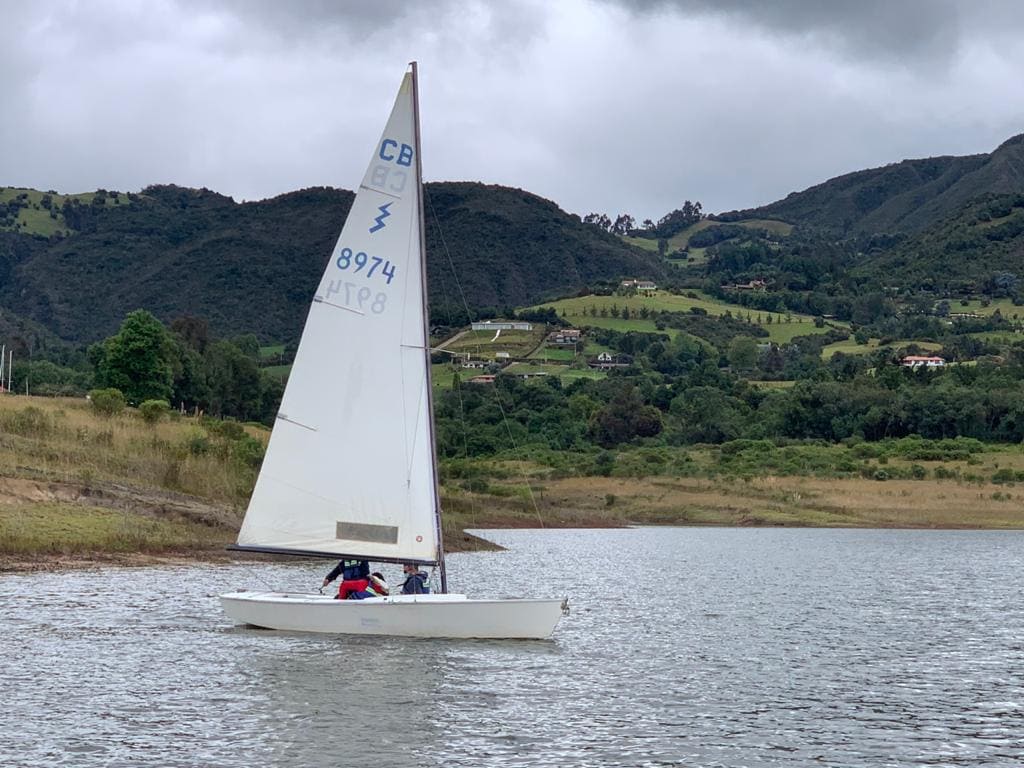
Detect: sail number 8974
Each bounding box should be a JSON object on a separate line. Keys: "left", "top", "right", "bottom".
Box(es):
{"left": 337, "top": 247, "right": 396, "bottom": 284}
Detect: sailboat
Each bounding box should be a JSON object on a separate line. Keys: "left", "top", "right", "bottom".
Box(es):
{"left": 220, "top": 63, "right": 567, "bottom": 640}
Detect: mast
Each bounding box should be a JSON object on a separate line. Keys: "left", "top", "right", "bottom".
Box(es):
{"left": 410, "top": 61, "right": 448, "bottom": 593}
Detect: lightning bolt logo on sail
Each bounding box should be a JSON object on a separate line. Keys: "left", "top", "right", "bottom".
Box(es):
{"left": 369, "top": 202, "right": 392, "bottom": 233}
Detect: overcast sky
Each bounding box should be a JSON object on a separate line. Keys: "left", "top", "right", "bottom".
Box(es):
{"left": 3, "top": 0, "right": 1024, "bottom": 220}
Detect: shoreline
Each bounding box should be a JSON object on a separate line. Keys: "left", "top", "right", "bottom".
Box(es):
{"left": 5, "top": 517, "right": 1024, "bottom": 575}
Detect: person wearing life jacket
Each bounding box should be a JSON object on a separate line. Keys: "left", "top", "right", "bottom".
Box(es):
{"left": 348, "top": 572, "right": 390, "bottom": 600}
{"left": 323, "top": 559, "right": 370, "bottom": 600}
{"left": 400, "top": 563, "right": 430, "bottom": 595}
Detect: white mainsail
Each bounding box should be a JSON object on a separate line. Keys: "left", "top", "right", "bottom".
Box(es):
{"left": 236, "top": 72, "right": 440, "bottom": 563}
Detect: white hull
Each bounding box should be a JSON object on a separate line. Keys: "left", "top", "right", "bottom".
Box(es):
{"left": 220, "top": 591, "right": 567, "bottom": 640}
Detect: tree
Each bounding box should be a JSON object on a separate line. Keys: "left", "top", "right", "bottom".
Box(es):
{"left": 728, "top": 336, "right": 758, "bottom": 371}
{"left": 170, "top": 315, "right": 210, "bottom": 353}
{"left": 231, "top": 333, "right": 261, "bottom": 359}
{"left": 588, "top": 386, "right": 662, "bottom": 447}
{"left": 611, "top": 213, "right": 636, "bottom": 236}
{"left": 205, "top": 340, "right": 263, "bottom": 420}
{"left": 96, "top": 310, "right": 175, "bottom": 403}
{"left": 171, "top": 340, "right": 210, "bottom": 409}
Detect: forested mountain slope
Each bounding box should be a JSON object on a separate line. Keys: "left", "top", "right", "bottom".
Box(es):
{"left": 718, "top": 133, "right": 1024, "bottom": 235}
{"left": 0, "top": 183, "right": 663, "bottom": 343}
{"left": 852, "top": 193, "right": 1024, "bottom": 291}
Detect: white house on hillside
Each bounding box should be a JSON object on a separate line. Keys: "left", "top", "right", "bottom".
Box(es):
{"left": 471, "top": 320, "right": 532, "bottom": 332}
{"left": 901, "top": 355, "right": 946, "bottom": 369}
{"left": 621, "top": 279, "right": 658, "bottom": 293}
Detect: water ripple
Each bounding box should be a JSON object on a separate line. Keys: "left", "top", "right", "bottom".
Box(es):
{"left": 2, "top": 528, "right": 1024, "bottom": 766}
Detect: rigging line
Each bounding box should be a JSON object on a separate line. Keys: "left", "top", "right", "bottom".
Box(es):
{"left": 492, "top": 385, "right": 546, "bottom": 529}
{"left": 452, "top": 371, "right": 481, "bottom": 527}
{"left": 425, "top": 185, "right": 477, "bottom": 520}
{"left": 430, "top": 208, "right": 457, "bottom": 328}
{"left": 425, "top": 187, "right": 475, "bottom": 324}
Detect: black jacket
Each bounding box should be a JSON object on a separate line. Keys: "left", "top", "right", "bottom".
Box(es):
{"left": 326, "top": 559, "right": 370, "bottom": 582}
{"left": 401, "top": 572, "right": 430, "bottom": 594}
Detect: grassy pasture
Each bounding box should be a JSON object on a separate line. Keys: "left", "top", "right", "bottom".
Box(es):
{"left": 968, "top": 331, "right": 1024, "bottom": 343}
{"left": 531, "top": 292, "right": 834, "bottom": 344}
{"left": 621, "top": 218, "right": 793, "bottom": 256}
{"left": 528, "top": 346, "right": 578, "bottom": 361}
{"left": 259, "top": 343, "right": 286, "bottom": 358}
{"left": 1, "top": 187, "right": 125, "bottom": 236}
{"left": 944, "top": 297, "right": 1023, "bottom": 318}
{"left": 442, "top": 327, "right": 547, "bottom": 359}
{"left": 820, "top": 337, "right": 944, "bottom": 359}
{"left": 503, "top": 362, "right": 606, "bottom": 381}
{"left": 261, "top": 364, "right": 292, "bottom": 380}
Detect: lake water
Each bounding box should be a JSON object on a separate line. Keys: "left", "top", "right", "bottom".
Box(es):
{"left": 2, "top": 528, "right": 1024, "bottom": 767}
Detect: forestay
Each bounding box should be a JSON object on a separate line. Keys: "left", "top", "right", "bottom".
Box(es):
{"left": 236, "top": 73, "right": 439, "bottom": 563}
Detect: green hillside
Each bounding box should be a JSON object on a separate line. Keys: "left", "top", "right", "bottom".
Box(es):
{"left": 718, "top": 133, "right": 1024, "bottom": 235}
{"left": 1, "top": 187, "right": 128, "bottom": 237}
{"left": 623, "top": 218, "right": 792, "bottom": 256}
{"left": 852, "top": 193, "right": 1024, "bottom": 291}
{"left": 0, "top": 183, "right": 664, "bottom": 343}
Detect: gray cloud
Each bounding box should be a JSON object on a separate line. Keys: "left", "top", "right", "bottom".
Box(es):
{"left": 608, "top": 0, "right": 1024, "bottom": 67}
{"left": 2, "top": 0, "right": 1023, "bottom": 223}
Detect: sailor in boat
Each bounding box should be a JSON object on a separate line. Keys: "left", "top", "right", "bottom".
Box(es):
{"left": 400, "top": 563, "right": 430, "bottom": 595}
{"left": 347, "top": 572, "right": 390, "bottom": 600}
{"left": 323, "top": 559, "right": 371, "bottom": 599}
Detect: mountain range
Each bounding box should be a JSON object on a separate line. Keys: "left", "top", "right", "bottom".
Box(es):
{"left": 2, "top": 131, "right": 1024, "bottom": 346}
{"left": 0, "top": 183, "right": 662, "bottom": 344}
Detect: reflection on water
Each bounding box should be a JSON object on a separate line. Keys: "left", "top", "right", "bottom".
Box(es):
{"left": 2, "top": 528, "right": 1024, "bottom": 767}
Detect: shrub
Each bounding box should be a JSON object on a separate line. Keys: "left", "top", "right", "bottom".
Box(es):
{"left": 593, "top": 451, "right": 616, "bottom": 477}
{"left": 205, "top": 419, "right": 246, "bottom": 441}
{"left": 231, "top": 435, "right": 265, "bottom": 469}
{"left": 139, "top": 399, "right": 170, "bottom": 424}
{"left": 461, "top": 477, "right": 490, "bottom": 493}
{"left": 909, "top": 464, "right": 928, "bottom": 479}
{"left": 184, "top": 430, "right": 211, "bottom": 456}
{"left": 89, "top": 388, "right": 126, "bottom": 417}
{"left": 992, "top": 468, "right": 1016, "bottom": 484}
{"left": 873, "top": 469, "right": 889, "bottom": 481}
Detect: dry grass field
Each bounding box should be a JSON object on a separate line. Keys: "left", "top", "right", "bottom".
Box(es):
{"left": 0, "top": 396, "right": 501, "bottom": 568}
{"left": 4, "top": 394, "right": 1024, "bottom": 571}
{"left": 0, "top": 396, "right": 254, "bottom": 567}
{"left": 447, "top": 474, "right": 1024, "bottom": 530}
